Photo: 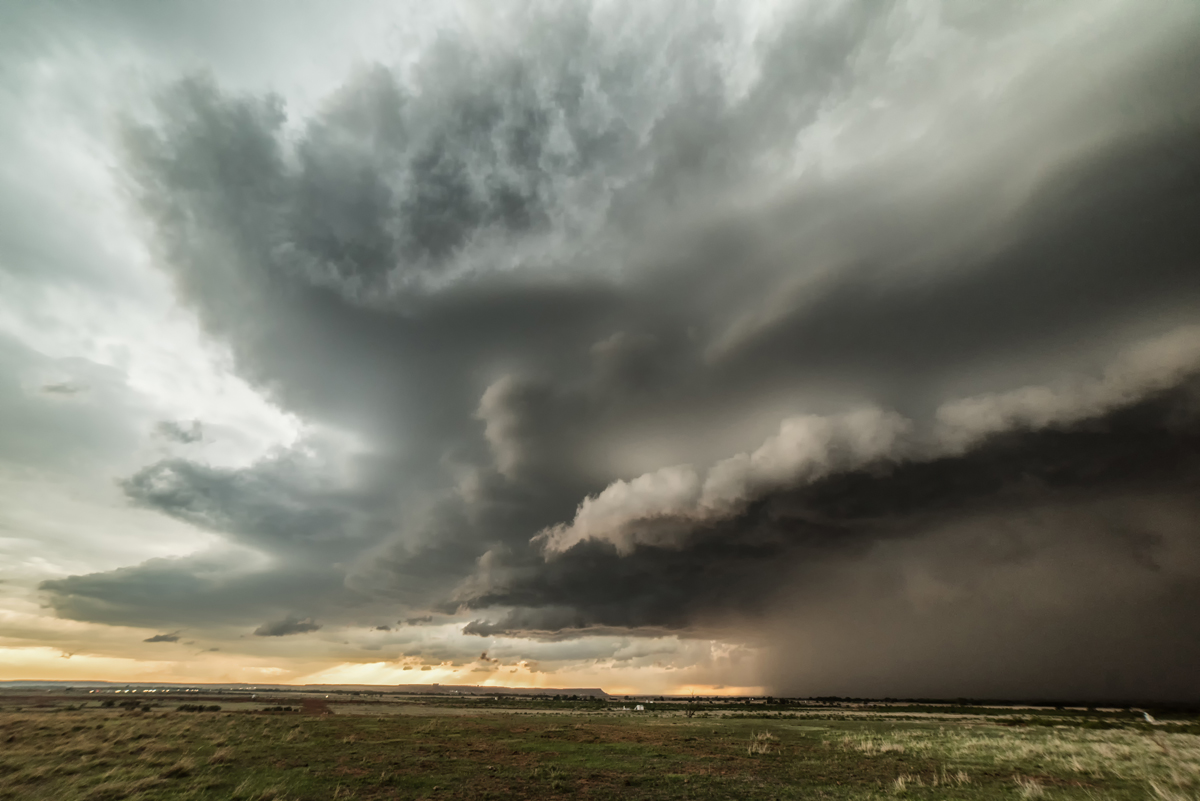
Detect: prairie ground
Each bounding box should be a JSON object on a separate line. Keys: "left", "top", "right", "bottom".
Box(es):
{"left": 1, "top": 694, "right": 1196, "bottom": 800}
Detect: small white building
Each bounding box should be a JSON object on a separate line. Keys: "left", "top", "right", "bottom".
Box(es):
{"left": 634, "top": 704, "right": 645, "bottom": 711}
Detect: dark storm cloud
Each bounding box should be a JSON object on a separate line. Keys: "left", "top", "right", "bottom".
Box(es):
{"left": 143, "top": 632, "right": 180, "bottom": 643}
{"left": 456, "top": 380, "right": 1200, "bottom": 698}
{"left": 254, "top": 616, "right": 321, "bottom": 637}
{"left": 462, "top": 379, "right": 1200, "bottom": 621}
{"left": 36, "top": 1, "right": 1200, "bottom": 697}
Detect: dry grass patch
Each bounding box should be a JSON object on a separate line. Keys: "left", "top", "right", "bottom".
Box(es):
{"left": 81, "top": 776, "right": 164, "bottom": 801}
{"left": 208, "top": 746, "right": 235, "bottom": 765}
{"left": 747, "top": 730, "right": 776, "bottom": 755}
{"left": 4, "top": 699, "right": 1199, "bottom": 800}
{"left": 159, "top": 756, "right": 196, "bottom": 778}
{"left": 1015, "top": 775, "right": 1045, "bottom": 798}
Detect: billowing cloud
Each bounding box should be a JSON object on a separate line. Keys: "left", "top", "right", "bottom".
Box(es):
{"left": 530, "top": 326, "right": 1200, "bottom": 558}
{"left": 5, "top": 0, "right": 1199, "bottom": 698}
{"left": 935, "top": 326, "right": 1200, "bottom": 452}
{"left": 536, "top": 407, "right": 910, "bottom": 555}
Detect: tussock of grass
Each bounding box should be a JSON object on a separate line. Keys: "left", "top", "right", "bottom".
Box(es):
{"left": 944, "top": 768, "right": 970, "bottom": 786}
{"left": 142, "top": 740, "right": 180, "bottom": 756}
{"left": 159, "top": 756, "right": 195, "bottom": 778}
{"left": 1151, "top": 780, "right": 1199, "bottom": 801}
{"left": 845, "top": 734, "right": 906, "bottom": 754}
{"left": 81, "top": 776, "right": 163, "bottom": 801}
{"left": 747, "top": 730, "right": 776, "bottom": 755}
{"left": 208, "top": 746, "right": 235, "bottom": 765}
{"left": 1015, "top": 775, "right": 1045, "bottom": 798}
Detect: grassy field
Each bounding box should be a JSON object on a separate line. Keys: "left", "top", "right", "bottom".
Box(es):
{"left": 1, "top": 693, "right": 1197, "bottom": 800}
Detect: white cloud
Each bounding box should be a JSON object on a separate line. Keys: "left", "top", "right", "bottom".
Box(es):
{"left": 538, "top": 407, "right": 909, "bottom": 554}
{"left": 936, "top": 325, "right": 1200, "bottom": 451}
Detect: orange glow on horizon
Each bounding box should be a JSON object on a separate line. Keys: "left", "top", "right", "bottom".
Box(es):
{"left": 0, "top": 647, "right": 764, "bottom": 696}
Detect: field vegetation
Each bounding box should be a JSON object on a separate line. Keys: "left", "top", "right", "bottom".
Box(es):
{"left": 0, "top": 692, "right": 1196, "bottom": 800}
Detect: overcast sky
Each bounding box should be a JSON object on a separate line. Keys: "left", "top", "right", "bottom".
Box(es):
{"left": 2, "top": 0, "right": 1199, "bottom": 699}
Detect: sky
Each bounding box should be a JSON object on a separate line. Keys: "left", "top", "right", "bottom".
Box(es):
{"left": 1, "top": 0, "right": 1199, "bottom": 700}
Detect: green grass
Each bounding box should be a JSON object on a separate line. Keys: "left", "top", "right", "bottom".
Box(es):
{"left": 1, "top": 700, "right": 1197, "bottom": 800}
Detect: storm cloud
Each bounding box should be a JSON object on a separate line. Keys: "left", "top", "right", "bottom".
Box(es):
{"left": 16, "top": 0, "right": 1200, "bottom": 698}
